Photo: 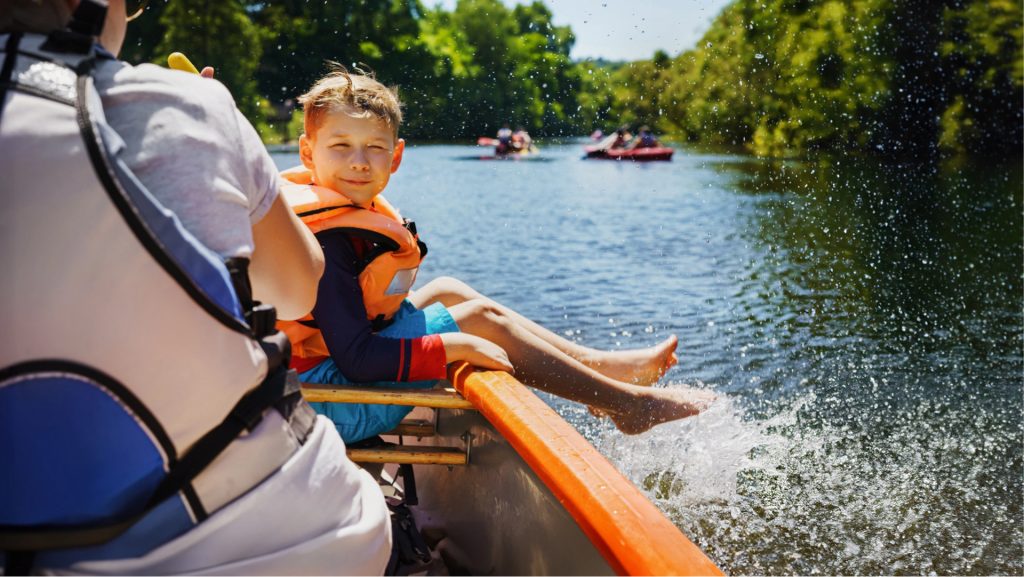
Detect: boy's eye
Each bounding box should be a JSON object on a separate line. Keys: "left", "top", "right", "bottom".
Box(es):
{"left": 331, "top": 142, "right": 350, "bottom": 148}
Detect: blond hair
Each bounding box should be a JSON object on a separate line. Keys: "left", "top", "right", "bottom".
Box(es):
{"left": 298, "top": 64, "right": 402, "bottom": 138}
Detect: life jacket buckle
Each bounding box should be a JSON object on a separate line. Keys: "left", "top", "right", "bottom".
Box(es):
{"left": 246, "top": 302, "right": 277, "bottom": 340}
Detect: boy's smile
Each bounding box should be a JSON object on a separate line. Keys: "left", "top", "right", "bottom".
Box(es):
{"left": 300, "top": 107, "right": 404, "bottom": 206}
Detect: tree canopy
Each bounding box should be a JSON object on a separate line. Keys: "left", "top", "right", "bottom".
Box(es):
{"left": 123, "top": 0, "right": 1022, "bottom": 158}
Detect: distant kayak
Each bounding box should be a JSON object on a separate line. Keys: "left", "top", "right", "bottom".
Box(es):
{"left": 476, "top": 136, "right": 541, "bottom": 160}
{"left": 584, "top": 146, "right": 674, "bottom": 161}
{"left": 473, "top": 152, "right": 547, "bottom": 161}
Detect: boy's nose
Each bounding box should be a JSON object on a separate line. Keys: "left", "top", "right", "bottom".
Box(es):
{"left": 349, "top": 150, "right": 370, "bottom": 170}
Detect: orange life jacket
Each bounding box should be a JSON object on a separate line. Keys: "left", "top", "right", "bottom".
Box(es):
{"left": 276, "top": 166, "right": 426, "bottom": 360}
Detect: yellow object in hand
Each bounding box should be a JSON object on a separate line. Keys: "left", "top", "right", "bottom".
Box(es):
{"left": 167, "top": 52, "right": 199, "bottom": 75}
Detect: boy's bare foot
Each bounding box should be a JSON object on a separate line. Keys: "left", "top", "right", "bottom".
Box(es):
{"left": 586, "top": 335, "right": 679, "bottom": 386}
{"left": 606, "top": 387, "right": 716, "bottom": 435}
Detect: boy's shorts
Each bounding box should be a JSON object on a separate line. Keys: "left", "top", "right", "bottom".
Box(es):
{"left": 301, "top": 300, "right": 460, "bottom": 444}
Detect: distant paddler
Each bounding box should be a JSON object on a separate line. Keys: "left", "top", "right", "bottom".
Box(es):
{"left": 511, "top": 125, "right": 535, "bottom": 153}
{"left": 594, "top": 124, "right": 632, "bottom": 151}
{"left": 627, "top": 125, "right": 662, "bottom": 149}
{"left": 477, "top": 124, "right": 537, "bottom": 156}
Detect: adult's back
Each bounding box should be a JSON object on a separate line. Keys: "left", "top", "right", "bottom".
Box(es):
{"left": 0, "top": 1, "right": 389, "bottom": 573}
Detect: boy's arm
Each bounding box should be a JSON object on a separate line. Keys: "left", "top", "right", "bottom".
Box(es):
{"left": 313, "top": 232, "right": 446, "bottom": 383}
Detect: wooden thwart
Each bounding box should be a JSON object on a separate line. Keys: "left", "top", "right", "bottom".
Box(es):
{"left": 301, "top": 383, "right": 475, "bottom": 410}
{"left": 347, "top": 444, "right": 467, "bottom": 466}
{"left": 302, "top": 382, "right": 461, "bottom": 465}
{"left": 385, "top": 419, "right": 436, "bottom": 438}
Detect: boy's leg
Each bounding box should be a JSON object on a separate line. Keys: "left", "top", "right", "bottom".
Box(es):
{"left": 446, "top": 299, "right": 714, "bottom": 434}
{"left": 411, "top": 276, "right": 678, "bottom": 385}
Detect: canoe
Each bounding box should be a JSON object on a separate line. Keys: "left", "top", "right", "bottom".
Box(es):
{"left": 475, "top": 151, "right": 544, "bottom": 161}
{"left": 584, "top": 146, "right": 674, "bottom": 161}
{"left": 301, "top": 362, "right": 721, "bottom": 575}
{"left": 476, "top": 136, "right": 540, "bottom": 160}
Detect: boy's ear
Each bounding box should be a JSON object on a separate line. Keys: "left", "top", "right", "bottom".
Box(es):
{"left": 390, "top": 139, "right": 405, "bottom": 174}
{"left": 299, "top": 134, "right": 315, "bottom": 170}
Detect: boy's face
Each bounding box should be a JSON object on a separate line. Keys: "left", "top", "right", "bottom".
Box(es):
{"left": 299, "top": 106, "right": 404, "bottom": 206}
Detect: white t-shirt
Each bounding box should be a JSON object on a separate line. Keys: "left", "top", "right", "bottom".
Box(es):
{"left": 57, "top": 60, "right": 393, "bottom": 575}
{"left": 94, "top": 58, "right": 277, "bottom": 258}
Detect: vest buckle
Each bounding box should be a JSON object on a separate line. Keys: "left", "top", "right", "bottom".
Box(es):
{"left": 246, "top": 302, "right": 277, "bottom": 340}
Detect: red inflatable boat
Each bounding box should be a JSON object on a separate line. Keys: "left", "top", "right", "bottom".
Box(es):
{"left": 584, "top": 146, "right": 674, "bottom": 161}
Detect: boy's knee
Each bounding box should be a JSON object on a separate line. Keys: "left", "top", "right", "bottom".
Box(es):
{"left": 467, "top": 299, "right": 506, "bottom": 325}
{"left": 435, "top": 276, "right": 476, "bottom": 299}
{"left": 433, "top": 275, "right": 458, "bottom": 287}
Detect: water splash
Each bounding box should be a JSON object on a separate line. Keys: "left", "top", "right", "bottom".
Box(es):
{"left": 601, "top": 388, "right": 1022, "bottom": 575}
{"left": 600, "top": 393, "right": 764, "bottom": 506}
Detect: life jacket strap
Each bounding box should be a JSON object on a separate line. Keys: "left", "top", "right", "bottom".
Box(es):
{"left": 371, "top": 314, "right": 392, "bottom": 332}
{"left": 247, "top": 303, "right": 278, "bottom": 340}
{"left": 226, "top": 257, "right": 279, "bottom": 340}
{"left": 404, "top": 218, "right": 428, "bottom": 259}
{"left": 0, "top": 32, "right": 22, "bottom": 119}
{"left": 145, "top": 335, "right": 304, "bottom": 508}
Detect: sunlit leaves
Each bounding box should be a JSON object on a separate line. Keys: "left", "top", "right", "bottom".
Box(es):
{"left": 595, "top": 0, "right": 1020, "bottom": 159}
{"left": 136, "top": 0, "right": 1020, "bottom": 153}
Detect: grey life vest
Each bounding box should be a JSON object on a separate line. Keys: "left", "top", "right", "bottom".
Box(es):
{"left": 0, "top": 2, "right": 315, "bottom": 572}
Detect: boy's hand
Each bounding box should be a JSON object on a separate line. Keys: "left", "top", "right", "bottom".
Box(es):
{"left": 441, "top": 333, "right": 514, "bottom": 374}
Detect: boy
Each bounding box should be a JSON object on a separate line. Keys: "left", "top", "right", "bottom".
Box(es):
{"left": 285, "top": 67, "right": 714, "bottom": 442}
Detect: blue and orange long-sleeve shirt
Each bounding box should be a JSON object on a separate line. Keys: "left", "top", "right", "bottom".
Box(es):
{"left": 291, "top": 230, "right": 446, "bottom": 382}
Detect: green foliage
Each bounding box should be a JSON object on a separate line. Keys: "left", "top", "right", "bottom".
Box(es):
{"left": 599, "top": 0, "right": 1021, "bottom": 158}
{"left": 936, "top": 0, "right": 1024, "bottom": 156}
{"left": 574, "top": 61, "right": 617, "bottom": 131}
{"left": 126, "top": 0, "right": 1020, "bottom": 157}
{"left": 121, "top": 0, "right": 167, "bottom": 64}
{"left": 154, "top": 0, "right": 265, "bottom": 123}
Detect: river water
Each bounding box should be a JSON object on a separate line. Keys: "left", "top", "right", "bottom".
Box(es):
{"left": 271, "top": 143, "right": 1022, "bottom": 575}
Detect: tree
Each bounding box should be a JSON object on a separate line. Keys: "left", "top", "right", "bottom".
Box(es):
{"left": 155, "top": 0, "right": 266, "bottom": 126}
{"left": 121, "top": 0, "right": 167, "bottom": 65}
{"left": 139, "top": 0, "right": 1019, "bottom": 155}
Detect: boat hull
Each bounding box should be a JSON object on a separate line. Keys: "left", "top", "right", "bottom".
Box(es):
{"left": 395, "top": 408, "right": 615, "bottom": 575}
{"left": 584, "top": 146, "right": 674, "bottom": 161}
{"left": 475, "top": 151, "right": 543, "bottom": 161}
{"left": 378, "top": 365, "right": 722, "bottom": 576}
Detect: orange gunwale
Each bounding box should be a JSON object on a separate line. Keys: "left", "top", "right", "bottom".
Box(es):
{"left": 447, "top": 362, "right": 723, "bottom": 576}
